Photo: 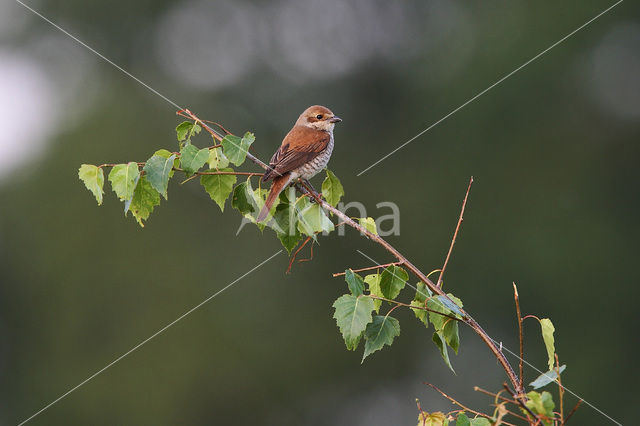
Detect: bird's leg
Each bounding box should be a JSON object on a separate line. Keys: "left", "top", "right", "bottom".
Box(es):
{"left": 298, "top": 179, "right": 322, "bottom": 203}
{"left": 303, "top": 179, "right": 318, "bottom": 194}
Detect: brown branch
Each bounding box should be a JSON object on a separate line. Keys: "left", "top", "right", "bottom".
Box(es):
{"left": 474, "top": 386, "right": 518, "bottom": 405}
{"left": 513, "top": 283, "right": 524, "bottom": 390}
{"left": 561, "top": 399, "right": 582, "bottom": 425}
{"left": 556, "top": 354, "right": 565, "bottom": 421}
{"left": 437, "top": 176, "right": 473, "bottom": 287}
{"left": 331, "top": 262, "right": 404, "bottom": 277}
{"left": 179, "top": 109, "right": 525, "bottom": 402}
{"left": 425, "top": 383, "right": 518, "bottom": 426}
{"left": 503, "top": 383, "right": 541, "bottom": 424}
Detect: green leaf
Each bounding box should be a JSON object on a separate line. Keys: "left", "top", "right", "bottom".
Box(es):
{"left": 332, "top": 294, "right": 375, "bottom": 351}
{"left": 432, "top": 331, "right": 455, "bottom": 373}
{"left": 208, "top": 147, "right": 229, "bottom": 169}
{"left": 530, "top": 365, "right": 566, "bottom": 389}
{"left": 152, "top": 149, "right": 180, "bottom": 177}
{"left": 362, "top": 315, "right": 400, "bottom": 362}
{"left": 108, "top": 162, "right": 139, "bottom": 202}
{"left": 231, "top": 178, "right": 269, "bottom": 230}
{"left": 414, "top": 281, "right": 433, "bottom": 304}
{"left": 345, "top": 270, "right": 365, "bottom": 297}
{"left": 231, "top": 180, "right": 255, "bottom": 215}
{"left": 176, "top": 121, "right": 201, "bottom": 142}
{"left": 321, "top": 169, "right": 344, "bottom": 207}
{"left": 143, "top": 153, "right": 176, "bottom": 199}
{"left": 221, "top": 132, "right": 254, "bottom": 166}
{"left": 200, "top": 168, "right": 237, "bottom": 212}
{"left": 380, "top": 265, "right": 408, "bottom": 299}
{"left": 469, "top": 418, "right": 491, "bottom": 426}
{"left": 539, "top": 318, "right": 556, "bottom": 371}
{"left": 428, "top": 293, "right": 462, "bottom": 332}
{"left": 180, "top": 144, "right": 209, "bottom": 176}
{"left": 437, "top": 295, "right": 464, "bottom": 318}
{"left": 525, "top": 391, "right": 555, "bottom": 425}
{"left": 357, "top": 217, "right": 378, "bottom": 235}
{"left": 78, "top": 164, "right": 105, "bottom": 205}
{"left": 270, "top": 189, "right": 301, "bottom": 253}
{"left": 296, "top": 198, "right": 334, "bottom": 236}
{"left": 455, "top": 413, "right": 470, "bottom": 426}
{"left": 128, "top": 175, "right": 161, "bottom": 227}
{"left": 364, "top": 273, "right": 383, "bottom": 313}
{"left": 411, "top": 282, "right": 432, "bottom": 326}
{"left": 442, "top": 319, "right": 460, "bottom": 354}
{"left": 410, "top": 300, "right": 429, "bottom": 327}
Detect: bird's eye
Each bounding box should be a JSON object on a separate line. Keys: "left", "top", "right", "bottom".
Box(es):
{"left": 316, "top": 114, "right": 323, "bottom": 119}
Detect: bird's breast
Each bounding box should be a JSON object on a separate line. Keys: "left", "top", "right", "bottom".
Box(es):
{"left": 296, "top": 133, "right": 334, "bottom": 180}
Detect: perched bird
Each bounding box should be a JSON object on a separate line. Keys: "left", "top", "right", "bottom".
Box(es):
{"left": 256, "top": 105, "right": 341, "bottom": 222}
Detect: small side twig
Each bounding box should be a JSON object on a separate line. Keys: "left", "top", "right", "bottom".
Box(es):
{"left": 561, "top": 399, "right": 583, "bottom": 425}
{"left": 437, "top": 176, "right": 473, "bottom": 287}
{"left": 425, "top": 382, "right": 517, "bottom": 426}
{"left": 331, "top": 261, "right": 404, "bottom": 277}
{"left": 287, "top": 236, "right": 313, "bottom": 274}
{"left": 513, "top": 283, "right": 524, "bottom": 390}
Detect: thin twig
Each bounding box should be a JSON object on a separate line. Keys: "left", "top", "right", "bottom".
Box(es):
{"left": 287, "top": 236, "right": 312, "bottom": 274}
{"left": 437, "top": 176, "right": 473, "bottom": 287}
{"left": 513, "top": 283, "right": 524, "bottom": 390}
{"left": 369, "top": 295, "right": 462, "bottom": 322}
{"left": 474, "top": 386, "right": 519, "bottom": 405}
{"left": 331, "top": 262, "right": 404, "bottom": 277}
{"left": 561, "top": 399, "right": 583, "bottom": 425}
{"left": 556, "top": 353, "right": 565, "bottom": 421}
{"left": 425, "top": 383, "right": 518, "bottom": 426}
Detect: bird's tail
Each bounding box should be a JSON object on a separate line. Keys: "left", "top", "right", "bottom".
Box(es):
{"left": 257, "top": 173, "right": 293, "bottom": 222}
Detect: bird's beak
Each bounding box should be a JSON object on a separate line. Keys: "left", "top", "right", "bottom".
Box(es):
{"left": 329, "top": 116, "right": 342, "bottom": 123}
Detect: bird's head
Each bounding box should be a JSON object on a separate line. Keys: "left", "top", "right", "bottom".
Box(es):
{"left": 296, "top": 105, "right": 342, "bottom": 131}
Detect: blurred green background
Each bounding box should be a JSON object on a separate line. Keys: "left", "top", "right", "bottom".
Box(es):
{"left": 1, "top": 0, "right": 638, "bottom": 424}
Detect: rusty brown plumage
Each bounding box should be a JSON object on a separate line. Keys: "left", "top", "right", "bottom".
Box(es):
{"left": 257, "top": 105, "right": 341, "bottom": 222}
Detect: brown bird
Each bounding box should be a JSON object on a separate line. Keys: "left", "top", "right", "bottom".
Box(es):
{"left": 256, "top": 105, "right": 341, "bottom": 222}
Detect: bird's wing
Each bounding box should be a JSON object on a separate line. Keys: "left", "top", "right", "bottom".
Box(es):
{"left": 262, "top": 126, "right": 330, "bottom": 181}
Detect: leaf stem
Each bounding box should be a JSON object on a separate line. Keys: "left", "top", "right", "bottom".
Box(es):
{"left": 331, "top": 262, "right": 404, "bottom": 277}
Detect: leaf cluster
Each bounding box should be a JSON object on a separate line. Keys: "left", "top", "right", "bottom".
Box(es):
{"left": 333, "top": 267, "right": 464, "bottom": 366}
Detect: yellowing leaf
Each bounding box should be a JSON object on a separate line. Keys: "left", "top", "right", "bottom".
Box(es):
{"left": 358, "top": 217, "right": 378, "bottom": 235}
{"left": 108, "top": 162, "right": 139, "bottom": 201}
{"left": 364, "top": 273, "right": 383, "bottom": 312}
{"left": 78, "top": 164, "right": 104, "bottom": 205}
{"left": 208, "top": 147, "right": 229, "bottom": 169}
{"left": 540, "top": 318, "right": 556, "bottom": 371}
{"left": 417, "top": 411, "right": 447, "bottom": 426}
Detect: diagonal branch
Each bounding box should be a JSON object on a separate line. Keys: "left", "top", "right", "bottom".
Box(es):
{"left": 181, "top": 109, "right": 526, "bottom": 401}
